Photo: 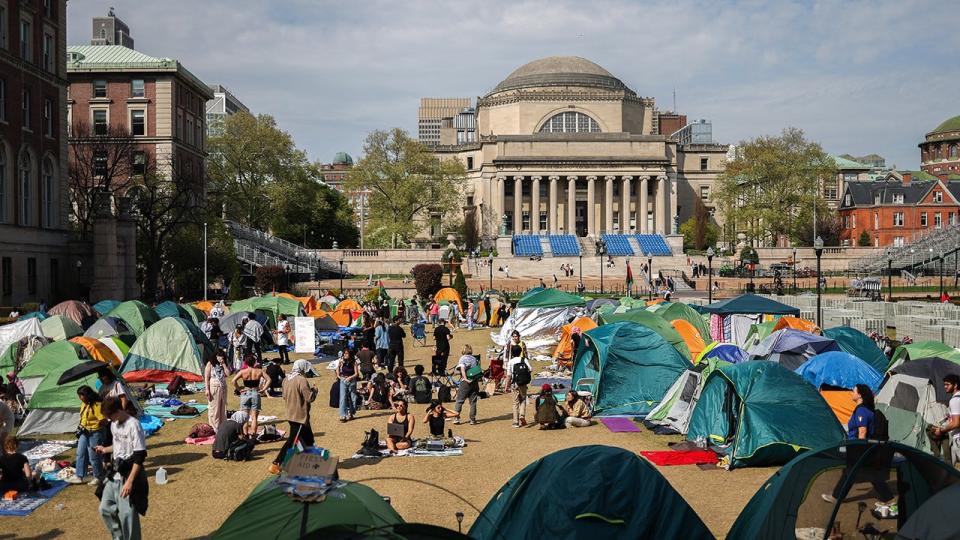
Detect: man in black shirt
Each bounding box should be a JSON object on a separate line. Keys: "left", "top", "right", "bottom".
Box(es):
{"left": 433, "top": 319, "right": 453, "bottom": 375}
{"left": 387, "top": 318, "right": 406, "bottom": 370}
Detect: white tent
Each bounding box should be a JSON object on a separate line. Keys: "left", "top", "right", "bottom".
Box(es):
{"left": 0, "top": 318, "right": 43, "bottom": 358}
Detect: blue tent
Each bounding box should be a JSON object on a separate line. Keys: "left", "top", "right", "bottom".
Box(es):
{"left": 18, "top": 311, "right": 48, "bottom": 321}
{"left": 700, "top": 343, "right": 749, "bottom": 364}
{"left": 92, "top": 299, "right": 121, "bottom": 316}
{"left": 822, "top": 326, "right": 888, "bottom": 374}
{"left": 795, "top": 351, "right": 883, "bottom": 392}
{"left": 748, "top": 328, "right": 840, "bottom": 370}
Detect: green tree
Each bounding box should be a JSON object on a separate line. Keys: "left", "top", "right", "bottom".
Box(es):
{"left": 453, "top": 267, "right": 468, "bottom": 300}
{"left": 679, "top": 199, "right": 719, "bottom": 251}
{"left": 268, "top": 173, "right": 359, "bottom": 248}
{"left": 347, "top": 129, "right": 466, "bottom": 248}
{"left": 713, "top": 127, "right": 836, "bottom": 246}
{"left": 858, "top": 229, "right": 871, "bottom": 247}
{"left": 227, "top": 271, "right": 244, "bottom": 301}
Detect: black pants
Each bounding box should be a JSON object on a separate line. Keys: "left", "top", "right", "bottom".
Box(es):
{"left": 433, "top": 348, "right": 449, "bottom": 375}
{"left": 388, "top": 344, "right": 404, "bottom": 369}
{"left": 277, "top": 345, "right": 289, "bottom": 364}
{"left": 274, "top": 421, "right": 314, "bottom": 465}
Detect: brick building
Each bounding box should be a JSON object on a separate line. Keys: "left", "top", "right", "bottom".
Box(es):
{"left": 0, "top": 0, "right": 73, "bottom": 306}
{"left": 920, "top": 115, "right": 960, "bottom": 176}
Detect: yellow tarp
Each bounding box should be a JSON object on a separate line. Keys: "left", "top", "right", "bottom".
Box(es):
{"left": 69, "top": 336, "right": 121, "bottom": 368}
{"left": 821, "top": 389, "right": 856, "bottom": 426}
{"left": 553, "top": 316, "right": 597, "bottom": 361}
{"left": 670, "top": 319, "right": 706, "bottom": 361}
{"left": 434, "top": 287, "right": 464, "bottom": 311}
{"left": 773, "top": 316, "right": 821, "bottom": 335}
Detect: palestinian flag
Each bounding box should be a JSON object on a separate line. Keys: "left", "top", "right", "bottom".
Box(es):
{"left": 626, "top": 261, "right": 634, "bottom": 288}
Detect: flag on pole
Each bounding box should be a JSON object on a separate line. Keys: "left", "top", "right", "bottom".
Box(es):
{"left": 626, "top": 261, "right": 634, "bottom": 289}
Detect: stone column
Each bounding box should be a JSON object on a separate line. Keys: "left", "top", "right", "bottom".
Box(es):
{"left": 513, "top": 175, "right": 523, "bottom": 234}
{"left": 668, "top": 173, "right": 678, "bottom": 234}
{"left": 622, "top": 176, "right": 633, "bottom": 232}
{"left": 117, "top": 197, "right": 139, "bottom": 300}
{"left": 586, "top": 176, "right": 597, "bottom": 237}
{"left": 531, "top": 176, "right": 541, "bottom": 234}
{"left": 656, "top": 175, "right": 668, "bottom": 234}
{"left": 567, "top": 176, "right": 576, "bottom": 235}
{"left": 604, "top": 175, "right": 615, "bottom": 233}
{"left": 549, "top": 176, "right": 559, "bottom": 234}
{"left": 639, "top": 175, "right": 650, "bottom": 234}
{"left": 90, "top": 190, "right": 120, "bottom": 302}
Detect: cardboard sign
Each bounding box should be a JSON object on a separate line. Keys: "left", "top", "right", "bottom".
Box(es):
{"left": 284, "top": 452, "right": 338, "bottom": 478}
{"left": 294, "top": 317, "right": 315, "bottom": 354}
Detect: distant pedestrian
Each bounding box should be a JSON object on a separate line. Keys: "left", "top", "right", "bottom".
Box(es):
{"left": 483, "top": 296, "right": 492, "bottom": 326}
{"left": 432, "top": 319, "right": 453, "bottom": 375}
{"left": 387, "top": 317, "right": 406, "bottom": 370}
{"left": 504, "top": 331, "right": 531, "bottom": 428}
{"left": 270, "top": 359, "right": 317, "bottom": 474}
{"left": 374, "top": 318, "right": 389, "bottom": 367}
{"left": 274, "top": 314, "right": 291, "bottom": 364}
{"left": 454, "top": 345, "right": 480, "bottom": 425}
{"left": 242, "top": 317, "right": 263, "bottom": 363}
{"left": 466, "top": 299, "right": 475, "bottom": 330}
{"left": 204, "top": 349, "right": 231, "bottom": 432}
{"left": 338, "top": 349, "right": 359, "bottom": 422}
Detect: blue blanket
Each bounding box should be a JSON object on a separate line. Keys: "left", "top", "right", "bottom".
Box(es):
{"left": 142, "top": 404, "right": 208, "bottom": 419}
{"left": 0, "top": 481, "right": 69, "bottom": 516}
{"left": 140, "top": 414, "right": 164, "bottom": 436}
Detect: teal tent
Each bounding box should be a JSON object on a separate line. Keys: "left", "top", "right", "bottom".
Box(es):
{"left": 701, "top": 294, "right": 799, "bottom": 316}
{"left": 155, "top": 300, "right": 192, "bottom": 320}
{"left": 597, "top": 308, "right": 691, "bottom": 361}
{"left": 92, "top": 299, "right": 120, "bottom": 316}
{"left": 687, "top": 362, "right": 844, "bottom": 468}
{"left": 727, "top": 441, "right": 960, "bottom": 539}
{"left": 571, "top": 322, "right": 691, "bottom": 416}
{"left": 822, "top": 326, "right": 888, "bottom": 374}
{"left": 18, "top": 311, "right": 48, "bottom": 321}
{"left": 469, "top": 445, "right": 713, "bottom": 540}
{"left": 516, "top": 288, "right": 584, "bottom": 308}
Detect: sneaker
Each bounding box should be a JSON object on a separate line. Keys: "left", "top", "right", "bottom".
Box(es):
{"left": 268, "top": 463, "right": 281, "bottom": 475}
{"left": 511, "top": 423, "right": 519, "bottom": 428}
{"left": 469, "top": 420, "right": 477, "bottom": 425}
{"left": 87, "top": 478, "right": 100, "bottom": 486}
{"left": 820, "top": 493, "right": 837, "bottom": 503}
{"left": 452, "top": 420, "right": 461, "bottom": 425}
{"left": 64, "top": 475, "right": 83, "bottom": 485}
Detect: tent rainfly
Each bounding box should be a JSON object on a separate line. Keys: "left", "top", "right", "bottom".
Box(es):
{"left": 700, "top": 294, "right": 800, "bottom": 316}
{"left": 105, "top": 300, "right": 159, "bottom": 337}
{"left": 492, "top": 289, "right": 584, "bottom": 350}
{"left": 39, "top": 315, "right": 84, "bottom": 342}
{"left": 46, "top": 300, "right": 98, "bottom": 329}
{"left": 120, "top": 317, "right": 214, "bottom": 382}
{"left": 822, "top": 326, "right": 889, "bottom": 374}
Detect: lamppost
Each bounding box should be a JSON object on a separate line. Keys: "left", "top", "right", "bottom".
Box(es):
{"left": 886, "top": 248, "right": 893, "bottom": 301}
{"left": 338, "top": 249, "right": 345, "bottom": 293}
{"left": 706, "top": 247, "right": 715, "bottom": 303}
{"left": 792, "top": 247, "right": 797, "bottom": 293}
{"left": 447, "top": 252, "right": 454, "bottom": 287}
{"left": 814, "top": 236, "right": 824, "bottom": 327}
{"left": 940, "top": 249, "right": 945, "bottom": 300}
{"left": 578, "top": 253, "right": 583, "bottom": 283}
{"left": 647, "top": 256, "right": 653, "bottom": 300}
{"left": 203, "top": 222, "right": 208, "bottom": 301}
{"left": 597, "top": 240, "right": 607, "bottom": 294}
{"left": 488, "top": 255, "right": 493, "bottom": 291}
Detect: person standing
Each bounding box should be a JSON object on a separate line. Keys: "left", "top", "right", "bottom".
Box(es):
{"left": 204, "top": 349, "right": 231, "bottom": 433}
{"left": 228, "top": 325, "right": 248, "bottom": 371}
{"left": 931, "top": 374, "right": 960, "bottom": 465}
{"left": 65, "top": 386, "right": 105, "bottom": 485}
{"left": 269, "top": 359, "right": 317, "bottom": 474}
{"left": 504, "top": 331, "right": 531, "bottom": 428}
{"left": 453, "top": 345, "right": 480, "bottom": 425}
{"left": 274, "top": 315, "right": 291, "bottom": 365}
{"left": 231, "top": 356, "right": 270, "bottom": 437}
{"left": 466, "top": 299, "right": 475, "bottom": 330}
{"left": 243, "top": 317, "right": 264, "bottom": 364}
{"left": 387, "top": 317, "right": 406, "bottom": 371}
{"left": 338, "top": 349, "right": 359, "bottom": 422}
{"left": 95, "top": 396, "right": 148, "bottom": 540}
{"left": 357, "top": 341, "right": 377, "bottom": 381}
{"left": 432, "top": 319, "right": 453, "bottom": 375}
{"left": 374, "top": 318, "right": 389, "bottom": 368}
{"left": 483, "top": 296, "right": 492, "bottom": 327}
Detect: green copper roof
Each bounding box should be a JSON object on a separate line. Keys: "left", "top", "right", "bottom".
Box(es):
{"left": 67, "top": 45, "right": 211, "bottom": 98}
{"left": 829, "top": 154, "right": 870, "bottom": 170}
{"left": 931, "top": 115, "right": 960, "bottom": 135}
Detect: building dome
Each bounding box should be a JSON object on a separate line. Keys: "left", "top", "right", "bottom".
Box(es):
{"left": 487, "top": 56, "right": 633, "bottom": 97}
{"left": 929, "top": 115, "right": 960, "bottom": 137}
{"left": 333, "top": 151, "right": 353, "bottom": 166}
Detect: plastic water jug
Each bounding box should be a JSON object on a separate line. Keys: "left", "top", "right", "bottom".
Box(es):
{"left": 155, "top": 467, "right": 168, "bottom": 485}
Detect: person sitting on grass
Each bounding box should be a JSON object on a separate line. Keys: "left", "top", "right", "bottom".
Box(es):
{"left": 563, "top": 390, "right": 593, "bottom": 428}
{"left": 212, "top": 411, "right": 253, "bottom": 459}
{"left": 534, "top": 384, "right": 565, "bottom": 430}
{"left": 385, "top": 400, "right": 415, "bottom": 453}
{"left": 408, "top": 365, "right": 433, "bottom": 404}
{"left": 0, "top": 435, "right": 33, "bottom": 493}
{"left": 389, "top": 366, "right": 410, "bottom": 401}
{"left": 366, "top": 373, "right": 393, "bottom": 410}
{"left": 423, "top": 399, "right": 459, "bottom": 438}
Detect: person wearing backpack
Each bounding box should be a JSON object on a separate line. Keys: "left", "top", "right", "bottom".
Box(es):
{"left": 409, "top": 365, "right": 433, "bottom": 404}
{"left": 822, "top": 384, "right": 893, "bottom": 504}
{"left": 504, "top": 331, "right": 532, "bottom": 428}
{"left": 453, "top": 345, "right": 481, "bottom": 425}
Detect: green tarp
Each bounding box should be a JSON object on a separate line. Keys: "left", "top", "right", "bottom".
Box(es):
{"left": 888, "top": 340, "right": 960, "bottom": 371}
{"left": 119, "top": 318, "right": 214, "bottom": 382}
{"left": 516, "top": 288, "right": 585, "bottom": 308}
{"left": 597, "top": 308, "right": 691, "bottom": 361}
{"left": 822, "top": 326, "right": 889, "bottom": 374}
{"left": 687, "top": 361, "right": 845, "bottom": 468}
{"left": 701, "top": 294, "right": 799, "bottom": 316}
{"left": 469, "top": 445, "right": 713, "bottom": 540}
{"left": 212, "top": 479, "right": 402, "bottom": 539}
{"left": 106, "top": 300, "right": 159, "bottom": 337}
{"left": 656, "top": 302, "right": 712, "bottom": 341}
{"left": 18, "top": 341, "right": 98, "bottom": 410}
{"left": 572, "top": 322, "right": 691, "bottom": 416}
{"left": 230, "top": 295, "right": 305, "bottom": 328}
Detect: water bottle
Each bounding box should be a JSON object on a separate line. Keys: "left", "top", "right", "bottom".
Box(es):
{"left": 155, "top": 467, "right": 168, "bottom": 485}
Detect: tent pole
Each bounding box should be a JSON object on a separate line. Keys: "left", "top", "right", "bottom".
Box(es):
{"left": 300, "top": 502, "right": 310, "bottom": 537}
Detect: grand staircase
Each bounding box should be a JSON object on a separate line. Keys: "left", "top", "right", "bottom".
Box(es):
{"left": 225, "top": 221, "right": 344, "bottom": 277}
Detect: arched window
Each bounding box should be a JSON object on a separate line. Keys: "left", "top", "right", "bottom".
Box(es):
{"left": 42, "top": 157, "right": 55, "bottom": 228}
{"left": 951, "top": 144, "right": 958, "bottom": 159}
{"left": 538, "top": 111, "right": 601, "bottom": 134}
{"left": 19, "top": 150, "right": 31, "bottom": 226}
{"left": 0, "top": 146, "right": 6, "bottom": 224}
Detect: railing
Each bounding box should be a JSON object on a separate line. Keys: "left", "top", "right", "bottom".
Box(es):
{"left": 851, "top": 223, "right": 960, "bottom": 273}
{"left": 225, "top": 221, "right": 343, "bottom": 275}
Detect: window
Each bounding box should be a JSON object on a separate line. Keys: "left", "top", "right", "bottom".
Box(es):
{"left": 540, "top": 211, "right": 548, "bottom": 230}
{"left": 185, "top": 118, "right": 193, "bottom": 145}
{"left": 93, "top": 150, "right": 107, "bottom": 177}
{"left": 27, "top": 257, "right": 36, "bottom": 295}
{"left": 539, "top": 181, "right": 548, "bottom": 198}
{"left": 42, "top": 157, "right": 53, "bottom": 228}
{"left": 131, "top": 79, "right": 145, "bottom": 98}
{"left": 951, "top": 212, "right": 956, "bottom": 226}
{"left": 538, "top": 111, "right": 601, "bottom": 133}
{"left": 19, "top": 151, "right": 30, "bottom": 226}
{"left": 504, "top": 180, "right": 513, "bottom": 197}
{"left": 700, "top": 185, "right": 710, "bottom": 201}
{"left": 20, "top": 18, "right": 30, "bottom": 61}
{"left": 843, "top": 215, "right": 849, "bottom": 229}
{"left": 934, "top": 190, "right": 943, "bottom": 203}
{"left": 0, "top": 78, "right": 5, "bottom": 121}
{"left": 466, "top": 156, "right": 473, "bottom": 169}
{"left": 93, "top": 109, "right": 107, "bottom": 135}
{"left": 935, "top": 212, "right": 942, "bottom": 229}
{"left": 874, "top": 213, "right": 878, "bottom": 230}
{"left": 43, "top": 98, "right": 52, "bottom": 136}
{"left": 21, "top": 89, "right": 29, "bottom": 129}
{"left": 50, "top": 258, "right": 58, "bottom": 296}
{"left": 42, "top": 33, "right": 52, "bottom": 71}
{"left": 951, "top": 145, "right": 958, "bottom": 159}
{"left": 852, "top": 214, "right": 856, "bottom": 229}
{"left": 892, "top": 193, "right": 904, "bottom": 204}
{"left": 824, "top": 186, "right": 838, "bottom": 200}
{"left": 893, "top": 212, "right": 904, "bottom": 227}
{"left": 176, "top": 110, "right": 182, "bottom": 138}
{"left": 700, "top": 157, "right": 708, "bottom": 171}
{"left": 93, "top": 79, "right": 107, "bottom": 98}
{"left": 921, "top": 212, "right": 927, "bottom": 227}
{"left": 132, "top": 151, "right": 146, "bottom": 176}
{"left": 843, "top": 172, "right": 858, "bottom": 182}
{"left": 873, "top": 194, "right": 880, "bottom": 205}
{"left": 130, "top": 109, "right": 145, "bottom": 136}
{"left": 893, "top": 236, "right": 904, "bottom": 248}
{"left": 504, "top": 211, "right": 513, "bottom": 233}
{"left": 521, "top": 211, "right": 530, "bottom": 231}
{"left": 1, "top": 257, "right": 10, "bottom": 296}
{"left": 0, "top": 146, "right": 5, "bottom": 223}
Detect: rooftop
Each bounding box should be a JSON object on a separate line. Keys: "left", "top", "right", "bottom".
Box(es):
{"left": 930, "top": 115, "right": 960, "bottom": 136}
{"left": 67, "top": 45, "right": 212, "bottom": 97}
{"left": 486, "top": 56, "right": 634, "bottom": 97}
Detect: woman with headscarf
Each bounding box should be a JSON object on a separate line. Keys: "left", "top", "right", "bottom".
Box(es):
{"left": 269, "top": 359, "right": 317, "bottom": 474}
{"left": 534, "top": 383, "right": 564, "bottom": 430}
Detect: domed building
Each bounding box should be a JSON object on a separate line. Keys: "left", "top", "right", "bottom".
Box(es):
{"left": 920, "top": 115, "right": 960, "bottom": 175}
{"left": 430, "top": 56, "right": 728, "bottom": 247}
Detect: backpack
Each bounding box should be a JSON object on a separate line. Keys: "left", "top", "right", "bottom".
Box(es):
{"left": 437, "top": 383, "right": 452, "bottom": 403}
{"left": 873, "top": 409, "right": 889, "bottom": 442}
{"left": 226, "top": 439, "right": 255, "bottom": 461}
{"left": 356, "top": 428, "right": 382, "bottom": 457}
{"left": 511, "top": 360, "right": 531, "bottom": 386}
{"left": 258, "top": 425, "right": 282, "bottom": 442}
{"left": 412, "top": 376, "right": 432, "bottom": 404}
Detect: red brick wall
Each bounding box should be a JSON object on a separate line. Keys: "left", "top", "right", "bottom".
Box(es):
{"left": 840, "top": 204, "right": 960, "bottom": 246}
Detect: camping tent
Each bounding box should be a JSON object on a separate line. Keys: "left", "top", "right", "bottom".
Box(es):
{"left": 822, "top": 326, "right": 889, "bottom": 374}
{"left": 17, "top": 341, "right": 102, "bottom": 435}
{"left": 687, "top": 362, "right": 845, "bottom": 468}
{"left": 742, "top": 320, "right": 777, "bottom": 351}
{"left": 585, "top": 298, "right": 619, "bottom": 312}
{"left": 335, "top": 299, "right": 362, "bottom": 312}
{"left": 492, "top": 289, "right": 585, "bottom": 350}
{"left": 212, "top": 479, "right": 403, "bottom": 539}
{"left": 795, "top": 351, "right": 883, "bottom": 392}
{"left": 155, "top": 300, "right": 193, "bottom": 320}
{"left": 700, "top": 294, "right": 800, "bottom": 316}
{"left": 670, "top": 319, "right": 706, "bottom": 359}
{"left": 68, "top": 336, "right": 121, "bottom": 367}
{"left": 876, "top": 357, "right": 960, "bottom": 452}
{"left": 46, "top": 300, "right": 98, "bottom": 329}
{"left": 314, "top": 314, "right": 339, "bottom": 332}
{"left": 0, "top": 333, "right": 48, "bottom": 375}
{"left": 179, "top": 303, "right": 207, "bottom": 325}
{"left": 91, "top": 299, "right": 120, "bottom": 316}
{"left": 39, "top": 315, "right": 84, "bottom": 341}
{"left": 18, "top": 311, "right": 47, "bottom": 321}
{"left": 120, "top": 317, "right": 214, "bottom": 382}
{"left": 656, "top": 302, "right": 711, "bottom": 341}
{"left": 433, "top": 287, "right": 464, "bottom": 311}
{"left": 193, "top": 300, "right": 215, "bottom": 314}
{"left": 230, "top": 295, "right": 306, "bottom": 328}
{"left": 696, "top": 342, "right": 748, "bottom": 365}
{"left": 598, "top": 308, "right": 692, "bottom": 361}
{"left": 771, "top": 315, "right": 820, "bottom": 335}
{"left": 748, "top": 328, "right": 840, "bottom": 369}
{"left": 98, "top": 335, "right": 130, "bottom": 364}
{"left": 727, "top": 440, "right": 960, "bottom": 540}
{"left": 645, "top": 357, "right": 729, "bottom": 435}
{"left": 469, "top": 445, "right": 713, "bottom": 540}
{"left": 897, "top": 483, "right": 960, "bottom": 540}
{"left": 83, "top": 316, "right": 134, "bottom": 343}
{"left": 552, "top": 316, "right": 597, "bottom": 362}
{"left": 0, "top": 318, "right": 43, "bottom": 358}
{"left": 571, "top": 322, "right": 690, "bottom": 416}
{"left": 888, "top": 340, "right": 960, "bottom": 371}
{"left": 106, "top": 300, "right": 159, "bottom": 337}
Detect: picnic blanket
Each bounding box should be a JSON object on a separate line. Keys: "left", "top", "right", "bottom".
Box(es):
{"left": 600, "top": 417, "right": 642, "bottom": 433}
{"left": 184, "top": 435, "right": 216, "bottom": 445}
{"left": 0, "top": 481, "right": 69, "bottom": 516}
{"left": 20, "top": 441, "right": 76, "bottom": 466}
{"left": 142, "top": 404, "right": 208, "bottom": 419}
{"left": 351, "top": 438, "right": 465, "bottom": 459}
{"left": 640, "top": 450, "right": 719, "bottom": 466}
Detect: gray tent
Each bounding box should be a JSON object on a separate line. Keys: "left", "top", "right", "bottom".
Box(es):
{"left": 83, "top": 316, "right": 133, "bottom": 341}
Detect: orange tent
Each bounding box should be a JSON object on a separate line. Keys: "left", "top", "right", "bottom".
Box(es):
{"left": 773, "top": 316, "right": 821, "bottom": 335}
{"left": 308, "top": 308, "right": 330, "bottom": 319}
{"left": 670, "top": 319, "right": 706, "bottom": 360}
{"left": 194, "top": 301, "right": 215, "bottom": 314}
{"left": 337, "top": 299, "right": 362, "bottom": 312}
{"left": 646, "top": 298, "right": 667, "bottom": 306}
{"left": 433, "top": 287, "right": 464, "bottom": 311}
{"left": 297, "top": 296, "right": 317, "bottom": 314}
{"left": 820, "top": 389, "right": 855, "bottom": 425}
{"left": 330, "top": 310, "right": 353, "bottom": 327}
{"left": 553, "top": 316, "right": 597, "bottom": 361}
{"left": 69, "top": 336, "right": 121, "bottom": 368}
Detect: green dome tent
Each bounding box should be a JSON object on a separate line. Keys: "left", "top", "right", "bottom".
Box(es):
{"left": 656, "top": 302, "right": 711, "bottom": 342}
{"left": 17, "top": 341, "right": 101, "bottom": 435}
{"left": 155, "top": 300, "right": 193, "bottom": 321}
{"left": 120, "top": 317, "right": 214, "bottom": 382}
{"left": 571, "top": 322, "right": 691, "bottom": 417}
{"left": 106, "top": 300, "right": 159, "bottom": 337}
{"left": 179, "top": 303, "right": 207, "bottom": 325}
{"left": 212, "top": 479, "right": 403, "bottom": 539}
{"left": 39, "top": 315, "right": 84, "bottom": 341}
{"left": 742, "top": 320, "right": 776, "bottom": 351}
{"left": 597, "top": 308, "right": 691, "bottom": 361}
{"left": 516, "top": 288, "right": 584, "bottom": 308}
{"left": 727, "top": 441, "right": 960, "bottom": 540}
{"left": 822, "top": 326, "right": 888, "bottom": 374}
{"left": 887, "top": 340, "right": 960, "bottom": 371}
{"left": 469, "top": 445, "right": 713, "bottom": 540}
{"left": 687, "top": 361, "right": 845, "bottom": 469}
{"left": 230, "top": 295, "right": 306, "bottom": 328}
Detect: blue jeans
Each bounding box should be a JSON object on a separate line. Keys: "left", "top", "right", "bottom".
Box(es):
{"left": 77, "top": 429, "right": 103, "bottom": 479}
{"left": 339, "top": 379, "right": 357, "bottom": 418}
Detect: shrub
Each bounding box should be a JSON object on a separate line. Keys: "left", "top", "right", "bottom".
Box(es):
{"left": 453, "top": 267, "right": 468, "bottom": 299}
{"left": 858, "top": 230, "right": 871, "bottom": 247}
{"left": 255, "top": 265, "right": 286, "bottom": 292}
{"left": 411, "top": 264, "right": 443, "bottom": 299}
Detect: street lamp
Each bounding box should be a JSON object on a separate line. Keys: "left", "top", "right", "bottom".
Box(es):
{"left": 814, "top": 236, "right": 824, "bottom": 327}
{"left": 488, "top": 255, "right": 493, "bottom": 291}
{"left": 648, "top": 256, "right": 653, "bottom": 300}
{"left": 578, "top": 253, "right": 583, "bottom": 283}
{"left": 940, "top": 250, "right": 945, "bottom": 300}
{"left": 886, "top": 248, "right": 893, "bottom": 301}
{"left": 706, "top": 247, "right": 715, "bottom": 303}
{"left": 447, "top": 252, "right": 454, "bottom": 287}
{"left": 338, "top": 250, "right": 345, "bottom": 293}
{"left": 597, "top": 240, "right": 607, "bottom": 294}
{"left": 203, "top": 222, "right": 208, "bottom": 301}
{"left": 792, "top": 247, "right": 797, "bottom": 293}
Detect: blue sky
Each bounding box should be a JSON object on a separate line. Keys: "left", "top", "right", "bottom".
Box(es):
{"left": 68, "top": 0, "right": 958, "bottom": 169}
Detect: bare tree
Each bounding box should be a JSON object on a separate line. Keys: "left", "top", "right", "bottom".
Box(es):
{"left": 68, "top": 121, "right": 144, "bottom": 239}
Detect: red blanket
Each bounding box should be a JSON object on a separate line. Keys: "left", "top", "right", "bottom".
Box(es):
{"left": 640, "top": 450, "right": 719, "bottom": 466}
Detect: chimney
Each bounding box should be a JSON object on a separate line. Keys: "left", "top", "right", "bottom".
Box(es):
{"left": 902, "top": 172, "right": 912, "bottom": 185}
